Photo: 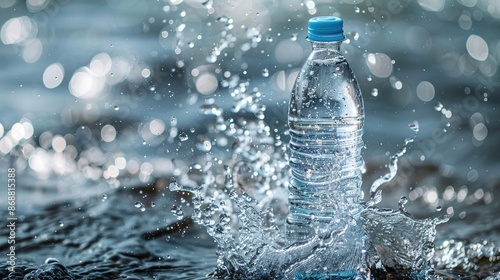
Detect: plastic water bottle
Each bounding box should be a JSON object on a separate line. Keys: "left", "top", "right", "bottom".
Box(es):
{"left": 285, "top": 16, "right": 366, "bottom": 275}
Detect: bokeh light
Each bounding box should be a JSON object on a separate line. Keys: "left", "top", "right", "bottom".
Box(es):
{"left": 27, "top": 0, "right": 49, "bottom": 12}
{"left": 52, "top": 135, "right": 67, "bottom": 152}
{"left": 22, "top": 38, "right": 42, "bottom": 63}
{"left": 366, "top": 53, "right": 393, "bottom": 78}
{"left": 417, "top": 0, "right": 445, "bottom": 12}
{"left": 101, "top": 124, "right": 117, "bottom": 142}
{"left": 43, "top": 63, "right": 64, "bottom": 89}
{"left": 416, "top": 81, "right": 435, "bottom": 102}
{"left": 149, "top": 119, "right": 165, "bottom": 135}
{"left": 90, "top": 53, "right": 113, "bottom": 77}
{"left": 1, "top": 16, "right": 37, "bottom": 45}
{"left": 466, "top": 34, "right": 488, "bottom": 61}
{"left": 69, "top": 67, "right": 106, "bottom": 99}
{"left": 196, "top": 73, "right": 218, "bottom": 95}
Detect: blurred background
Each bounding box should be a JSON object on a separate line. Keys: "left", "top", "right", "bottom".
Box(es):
{"left": 0, "top": 0, "right": 499, "bottom": 278}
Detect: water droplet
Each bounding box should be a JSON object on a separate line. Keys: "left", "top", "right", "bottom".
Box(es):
{"left": 354, "top": 6, "right": 360, "bottom": 13}
{"left": 217, "top": 16, "right": 230, "bottom": 23}
{"left": 179, "top": 132, "right": 189, "bottom": 141}
{"left": 197, "top": 138, "right": 212, "bottom": 152}
{"left": 45, "top": 258, "right": 59, "bottom": 264}
{"left": 206, "top": 54, "right": 217, "bottom": 63}
{"left": 134, "top": 201, "right": 142, "bottom": 208}
{"left": 398, "top": 196, "right": 408, "bottom": 212}
{"left": 266, "top": 36, "right": 273, "bottom": 42}
{"left": 59, "top": 221, "right": 64, "bottom": 227}
{"left": 190, "top": 127, "right": 196, "bottom": 133}
{"left": 367, "top": 75, "right": 372, "bottom": 81}
{"left": 102, "top": 194, "right": 108, "bottom": 201}
{"left": 409, "top": 120, "right": 419, "bottom": 132}
{"left": 305, "top": 168, "right": 313, "bottom": 178}
{"left": 202, "top": 0, "right": 213, "bottom": 9}
{"left": 434, "top": 102, "right": 443, "bottom": 111}
{"left": 200, "top": 104, "right": 223, "bottom": 116}
{"left": 171, "top": 205, "right": 184, "bottom": 220}
{"left": 332, "top": 66, "right": 342, "bottom": 77}
{"left": 371, "top": 88, "right": 379, "bottom": 97}
{"left": 169, "top": 177, "right": 181, "bottom": 191}
{"left": 400, "top": 196, "right": 408, "bottom": 204}
{"left": 262, "top": 68, "right": 269, "bottom": 77}
{"left": 436, "top": 206, "right": 442, "bottom": 212}
{"left": 290, "top": 33, "right": 297, "bottom": 41}
{"left": 114, "top": 105, "right": 119, "bottom": 111}
{"left": 188, "top": 42, "right": 194, "bottom": 48}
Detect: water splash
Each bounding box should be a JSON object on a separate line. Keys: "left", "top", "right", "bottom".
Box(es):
{"left": 2, "top": 1, "right": 499, "bottom": 279}
{"left": 165, "top": 77, "right": 452, "bottom": 278}
{"left": 369, "top": 137, "right": 415, "bottom": 198}
{"left": 434, "top": 240, "right": 500, "bottom": 273}
{"left": 361, "top": 206, "right": 443, "bottom": 278}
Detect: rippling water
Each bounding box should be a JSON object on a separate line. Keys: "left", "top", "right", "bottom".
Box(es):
{"left": 1, "top": 0, "right": 500, "bottom": 279}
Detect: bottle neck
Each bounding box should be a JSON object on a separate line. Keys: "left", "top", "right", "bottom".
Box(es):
{"left": 309, "top": 40, "right": 343, "bottom": 60}
{"left": 310, "top": 41, "right": 342, "bottom": 52}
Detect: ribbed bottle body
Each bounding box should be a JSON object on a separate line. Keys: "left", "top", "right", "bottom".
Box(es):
{"left": 286, "top": 42, "right": 365, "bottom": 245}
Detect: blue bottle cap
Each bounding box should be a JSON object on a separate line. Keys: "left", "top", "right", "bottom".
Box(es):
{"left": 308, "top": 16, "right": 345, "bottom": 42}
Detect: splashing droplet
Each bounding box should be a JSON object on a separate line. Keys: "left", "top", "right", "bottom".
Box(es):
{"left": 262, "top": 68, "right": 269, "bottom": 77}
{"left": 179, "top": 132, "right": 189, "bottom": 141}
{"left": 434, "top": 102, "right": 443, "bottom": 111}
{"left": 399, "top": 196, "right": 409, "bottom": 212}
{"left": 200, "top": 104, "right": 223, "bottom": 116}
{"left": 171, "top": 205, "right": 184, "bottom": 220}
{"left": 169, "top": 177, "right": 181, "bottom": 191}
{"left": 197, "top": 137, "right": 212, "bottom": 152}
{"left": 202, "top": 0, "right": 213, "bottom": 9}
{"left": 207, "top": 54, "right": 217, "bottom": 63}
{"left": 409, "top": 120, "right": 419, "bottom": 132}
{"left": 370, "top": 138, "right": 414, "bottom": 197}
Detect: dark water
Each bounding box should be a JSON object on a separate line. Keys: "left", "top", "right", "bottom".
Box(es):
{"left": 1, "top": 0, "right": 500, "bottom": 279}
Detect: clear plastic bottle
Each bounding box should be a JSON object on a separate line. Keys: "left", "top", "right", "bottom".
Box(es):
{"left": 285, "top": 16, "right": 365, "bottom": 274}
